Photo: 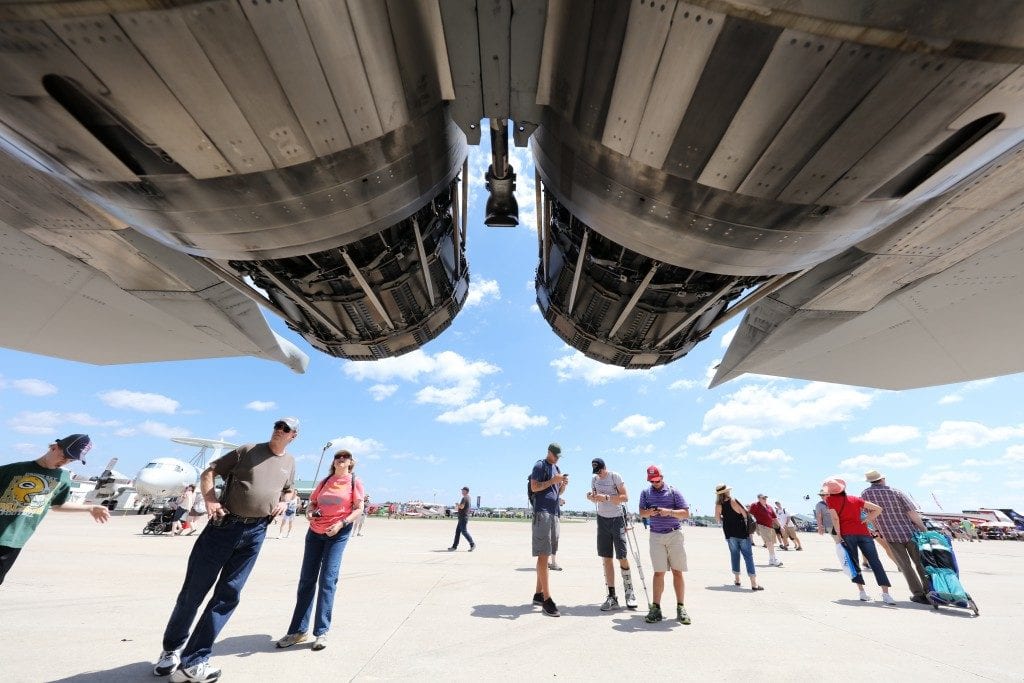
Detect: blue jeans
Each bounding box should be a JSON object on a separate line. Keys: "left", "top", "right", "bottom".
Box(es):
{"left": 726, "top": 536, "right": 756, "bottom": 575}
{"left": 162, "top": 517, "right": 268, "bottom": 667}
{"left": 843, "top": 534, "right": 891, "bottom": 587}
{"left": 452, "top": 517, "right": 474, "bottom": 548}
{"left": 287, "top": 525, "right": 352, "bottom": 636}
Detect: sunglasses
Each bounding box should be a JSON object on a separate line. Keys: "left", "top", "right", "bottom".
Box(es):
{"left": 274, "top": 422, "right": 293, "bottom": 433}
{"left": 334, "top": 454, "right": 352, "bottom": 460}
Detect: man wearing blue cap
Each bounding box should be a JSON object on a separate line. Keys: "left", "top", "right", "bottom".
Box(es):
{"left": 0, "top": 433, "right": 110, "bottom": 585}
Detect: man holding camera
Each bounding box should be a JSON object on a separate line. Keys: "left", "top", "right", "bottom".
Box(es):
{"left": 530, "top": 443, "right": 567, "bottom": 617}
{"left": 638, "top": 466, "right": 691, "bottom": 625}
{"left": 154, "top": 418, "right": 298, "bottom": 683}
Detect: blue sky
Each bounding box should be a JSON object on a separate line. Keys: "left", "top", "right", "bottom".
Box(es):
{"left": 2, "top": 140, "right": 1024, "bottom": 518}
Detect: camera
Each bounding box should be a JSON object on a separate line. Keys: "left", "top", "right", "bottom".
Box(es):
{"left": 311, "top": 509, "right": 322, "bottom": 518}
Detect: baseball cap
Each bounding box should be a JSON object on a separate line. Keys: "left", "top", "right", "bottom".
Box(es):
{"left": 591, "top": 457, "right": 605, "bottom": 470}
{"left": 646, "top": 465, "right": 663, "bottom": 482}
{"left": 55, "top": 434, "right": 92, "bottom": 464}
{"left": 275, "top": 417, "right": 300, "bottom": 432}
{"left": 547, "top": 442, "right": 561, "bottom": 456}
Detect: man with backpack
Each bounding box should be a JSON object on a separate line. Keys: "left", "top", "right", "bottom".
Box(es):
{"left": 529, "top": 443, "right": 567, "bottom": 617}
{"left": 586, "top": 458, "right": 636, "bottom": 611}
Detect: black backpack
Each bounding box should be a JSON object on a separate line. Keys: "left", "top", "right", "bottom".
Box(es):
{"left": 527, "top": 460, "right": 552, "bottom": 506}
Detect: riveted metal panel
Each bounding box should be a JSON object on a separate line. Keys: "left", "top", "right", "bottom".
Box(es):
{"left": 182, "top": 0, "right": 314, "bottom": 169}
{"left": 950, "top": 65, "right": 1024, "bottom": 129}
{"left": 778, "top": 52, "right": 954, "bottom": 205}
{"left": 601, "top": 0, "right": 675, "bottom": 156}
{"left": 439, "top": 0, "right": 483, "bottom": 143}
{"left": 820, "top": 60, "right": 1016, "bottom": 206}
{"left": 117, "top": 10, "right": 273, "bottom": 175}
{"left": 509, "top": 0, "right": 546, "bottom": 143}
{"left": 46, "top": 15, "right": 232, "bottom": 179}
{"left": 242, "top": 0, "right": 351, "bottom": 156}
{"left": 535, "top": 0, "right": 591, "bottom": 123}
{"left": 387, "top": 0, "right": 448, "bottom": 119}
{"left": 0, "top": 20, "right": 107, "bottom": 96}
{"left": 698, "top": 30, "right": 840, "bottom": 192}
{"left": 572, "top": 0, "right": 628, "bottom": 141}
{"left": 300, "top": 0, "right": 382, "bottom": 147}
{"left": 348, "top": 0, "right": 410, "bottom": 134}
{"left": 738, "top": 43, "right": 899, "bottom": 200}
{"left": 656, "top": 13, "right": 767, "bottom": 177}
{"left": 476, "top": 0, "right": 510, "bottom": 118}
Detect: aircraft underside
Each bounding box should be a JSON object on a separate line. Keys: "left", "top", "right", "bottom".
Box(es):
{"left": 2, "top": 1, "right": 1024, "bottom": 388}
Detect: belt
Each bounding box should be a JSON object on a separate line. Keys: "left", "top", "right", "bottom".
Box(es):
{"left": 651, "top": 527, "right": 681, "bottom": 534}
{"left": 226, "top": 514, "right": 268, "bottom": 524}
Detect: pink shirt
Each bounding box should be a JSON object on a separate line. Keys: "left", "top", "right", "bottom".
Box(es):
{"left": 310, "top": 474, "right": 364, "bottom": 535}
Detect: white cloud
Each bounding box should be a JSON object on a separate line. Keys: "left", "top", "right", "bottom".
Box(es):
{"left": 838, "top": 452, "right": 921, "bottom": 470}
{"left": 938, "top": 394, "right": 963, "bottom": 405}
{"left": 245, "top": 400, "right": 276, "bottom": 412}
{"left": 464, "top": 277, "right": 501, "bottom": 308}
{"left": 701, "top": 382, "right": 872, "bottom": 433}
{"left": 436, "top": 398, "right": 548, "bottom": 436}
{"left": 551, "top": 349, "right": 656, "bottom": 385}
{"left": 720, "top": 327, "right": 737, "bottom": 349}
{"left": 8, "top": 411, "right": 120, "bottom": 435}
{"left": 612, "top": 414, "right": 666, "bottom": 438}
{"left": 669, "top": 379, "right": 700, "bottom": 391}
{"left": 926, "top": 421, "right": 1024, "bottom": 450}
{"left": 368, "top": 384, "right": 398, "bottom": 402}
{"left": 99, "top": 390, "right": 179, "bottom": 414}
{"left": 961, "top": 444, "right": 1024, "bottom": 468}
{"left": 592, "top": 399, "right": 605, "bottom": 407}
{"left": 10, "top": 379, "right": 57, "bottom": 396}
{"left": 330, "top": 436, "right": 385, "bottom": 459}
{"left": 218, "top": 428, "right": 238, "bottom": 439}
{"left": 918, "top": 467, "right": 981, "bottom": 487}
{"left": 718, "top": 448, "right": 793, "bottom": 466}
{"left": 688, "top": 425, "right": 765, "bottom": 452}
{"left": 850, "top": 425, "right": 920, "bottom": 445}
{"left": 137, "top": 420, "right": 190, "bottom": 439}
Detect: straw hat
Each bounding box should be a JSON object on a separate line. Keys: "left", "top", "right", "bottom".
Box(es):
{"left": 865, "top": 469, "right": 884, "bottom": 483}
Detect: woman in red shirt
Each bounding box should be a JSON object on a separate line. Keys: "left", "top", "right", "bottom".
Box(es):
{"left": 277, "top": 449, "right": 364, "bottom": 651}
{"left": 822, "top": 478, "right": 894, "bottom": 604}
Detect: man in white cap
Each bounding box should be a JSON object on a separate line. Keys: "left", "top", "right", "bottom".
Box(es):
{"left": 0, "top": 434, "right": 110, "bottom": 585}
{"left": 154, "top": 418, "right": 299, "bottom": 682}
{"left": 860, "top": 470, "right": 929, "bottom": 605}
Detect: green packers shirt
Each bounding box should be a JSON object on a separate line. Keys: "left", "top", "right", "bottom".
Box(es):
{"left": 0, "top": 461, "right": 72, "bottom": 548}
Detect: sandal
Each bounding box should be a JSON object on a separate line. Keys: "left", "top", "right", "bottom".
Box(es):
{"left": 752, "top": 585, "right": 764, "bottom": 591}
{"left": 733, "top": 580, "right": 741, "bottom": 586}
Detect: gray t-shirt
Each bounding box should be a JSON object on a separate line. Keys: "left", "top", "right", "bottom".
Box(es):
{"left": 591, "top": 471, "right": 625, "bottom": 518}
{"left": 211, "top": 442, "right": 296, "bottom": 518}
{"left": 815, "top": 500, "right": 833, "bottom": 532}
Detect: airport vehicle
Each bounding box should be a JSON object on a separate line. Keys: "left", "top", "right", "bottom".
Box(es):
{"left": 2, "top": 3, "right": 1024, "bottom": 390}
{"left": 915, "top": 530, "right": 980, "bottom": 616}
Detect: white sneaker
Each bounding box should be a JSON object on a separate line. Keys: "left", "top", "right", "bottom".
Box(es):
{"left": 153, "top": 649, "right": 181, "bottom": 676}
{"left": 169, "top": 661, "right": 221, "bottom": 683}
{"left": 276, "top": 632, "right": 309, "bottom": 648}
{"left": 882, "top": 593, "right": 897, "bottom": 606}
{"left": 624, "top": 590, "right": 638, "bottom": 609}
{"left": 548, "top": 562, "right": 563, "bottom": 571}
{"left": 770, "top": 558, "right": 784, "bottom": 567}
{"left": 859, "top": 590, "right": 872, "bottom": 602}
{"left": 312, "top": 634, "right": 328, "bottom": 651}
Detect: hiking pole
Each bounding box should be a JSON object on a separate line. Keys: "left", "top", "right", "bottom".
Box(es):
{"left": 621, "top": 504, "right": 651, "bottom": 608}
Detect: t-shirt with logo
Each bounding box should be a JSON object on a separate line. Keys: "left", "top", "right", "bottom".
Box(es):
{"left": 0, "top": 461, "right": 72, "bottom": 548}
{"left": 210, "top": 442, "right": 296, "bottom": 518}
{"left": 310, "top": 474, "right": 364, "bottom": 534}
{"left": 591, "top": 471, "right": 625, "bottom": 518}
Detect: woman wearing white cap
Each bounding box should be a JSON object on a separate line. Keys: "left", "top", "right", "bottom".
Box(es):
{"left": 714, "top": 484, "right": 762, "bottom": 591}
{"left": 821, "top": 478, "right": 894, "bottom": 604}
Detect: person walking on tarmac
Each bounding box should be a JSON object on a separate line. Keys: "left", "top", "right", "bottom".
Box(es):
{"left": 448, "top": 486, "right": 476, "bottom": 551}
{"left": 586, "top": 458, "right": 637, "bottom": 610}
{"left": 749, "top": 494, "right": 784, "bottom": 567}
{"left": 638, "top": 466, "right": 692, "bottom": 625}
{"left": 530, "top": 443, "right": 567, "bottom": 617}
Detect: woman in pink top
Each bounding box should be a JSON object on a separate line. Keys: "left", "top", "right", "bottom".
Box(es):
{"left": 277, "top": 450, "right": 364, "bottom": 651}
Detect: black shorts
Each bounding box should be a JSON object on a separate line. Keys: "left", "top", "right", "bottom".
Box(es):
{"left": 597, "top": 515, "right": 627, "bottom": 559}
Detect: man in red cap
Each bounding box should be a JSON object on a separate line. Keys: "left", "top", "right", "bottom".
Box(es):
{"left": 638, "top": 465, "right": 691, "bottom": 625}
{"left": 0, "top": 433, "right": 110, "bottom": 586}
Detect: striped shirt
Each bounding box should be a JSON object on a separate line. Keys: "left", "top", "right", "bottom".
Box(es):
{"left": 639, "top": 484, "right": 688, "bottom": 533}
{"left": 860, "top": 482, "right": 919, "bottom": 543}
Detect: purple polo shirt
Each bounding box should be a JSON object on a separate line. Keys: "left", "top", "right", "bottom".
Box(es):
{"left": 639, "top": 484, "right": 688, "bottom": 533}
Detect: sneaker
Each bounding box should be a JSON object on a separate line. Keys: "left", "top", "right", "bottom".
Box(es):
{"left": 447, "top": 546, "right": 457, "bottom": 551}
{"left": 624, "top": 590, "right": 638, "bottom": 609}
{"left": 676, "top": 604, "right": 692, "bottom": 625}
{"left": 311, "top": 635, "right": 328, "bottom": 651}
{"left": 910, "top": 595, "right": 930, "bottom": 605}
{"left": 770, "top": 559, "right": 784, "bottom": 567}
{"left": 154, "top": 649, "right": 181, "bottom": 677}
{"left": 542, "top": 597, "right": 560, "bottom": 617}
{"left": 881, "top": 593, "right": 897, "bottom": 606}
{"left": 858, "top": 590, "right": 872, "bottom": 602}
{"left": 469, "top": 544, "right": 476, "bottom": 552}
{"left": 532, "top": 592, "right": 544, "bottom": 606}
{"left": 548, "top": 562, "right": 563, "bottom": 571}
{"left": 169, "top": 661, "right": 221, "bottom": 683}
{"left": 644, "top": 604, "right": 663, "bottom": 623}
{"left": 600, "top": 595, "right": 619, "bottom": 611}
{"left": 275, "top": 632, "right": 309, "bottom": 648}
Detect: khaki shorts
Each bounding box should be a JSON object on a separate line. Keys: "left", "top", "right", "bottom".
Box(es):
{"left": 781, "top": 526, "right": 798, "bottom": 541}
{"left": 649, "top": 528, "right": 687, "bottom": 572}
{"left": 757, "top": 524, "right": 777, "bottom": 546}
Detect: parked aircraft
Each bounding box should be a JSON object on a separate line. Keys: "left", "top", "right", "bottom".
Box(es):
{"left": 2, "top": 2, "right": 1024, "bottom": 389}
{"left": 133, "top": 437, "right": 237, "bottom": 500}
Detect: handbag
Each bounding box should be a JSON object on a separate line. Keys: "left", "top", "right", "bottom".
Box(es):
{"left": 745, "top": 511, "right": 758, "bottom": 535}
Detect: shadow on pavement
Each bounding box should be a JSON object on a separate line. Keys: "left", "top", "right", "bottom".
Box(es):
{"left": 470, "top": 603, "right": 538, "bottom": 619}
{"left": 704, "top": 584, "right": 752, "bottom": 592}
{"left": 610, "top": 615, "right": 675, "bottom": 633}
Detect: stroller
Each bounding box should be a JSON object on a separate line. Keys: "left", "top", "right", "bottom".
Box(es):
{"left": 914, "top": 530, "right": 980, "bottom": 616}
{"left": 142, "top": 508, "right": 176, "bottom": 535}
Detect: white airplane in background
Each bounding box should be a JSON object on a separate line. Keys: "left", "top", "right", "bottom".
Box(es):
{"left": 133, "top": 437, "right": 238, "bottom": 501}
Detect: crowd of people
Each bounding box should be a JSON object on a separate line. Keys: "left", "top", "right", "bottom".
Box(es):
{"left": 0, "top": 427, "right": 966, "bottom": 682}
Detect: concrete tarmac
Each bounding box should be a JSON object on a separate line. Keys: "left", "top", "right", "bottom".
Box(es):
{"left": 1, "top": 513, "right": 1021, "bottom": 681}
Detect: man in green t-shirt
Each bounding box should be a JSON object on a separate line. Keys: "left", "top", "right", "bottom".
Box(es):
{"left": 0, "top": 433, "right": 111, "bottom": 585}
